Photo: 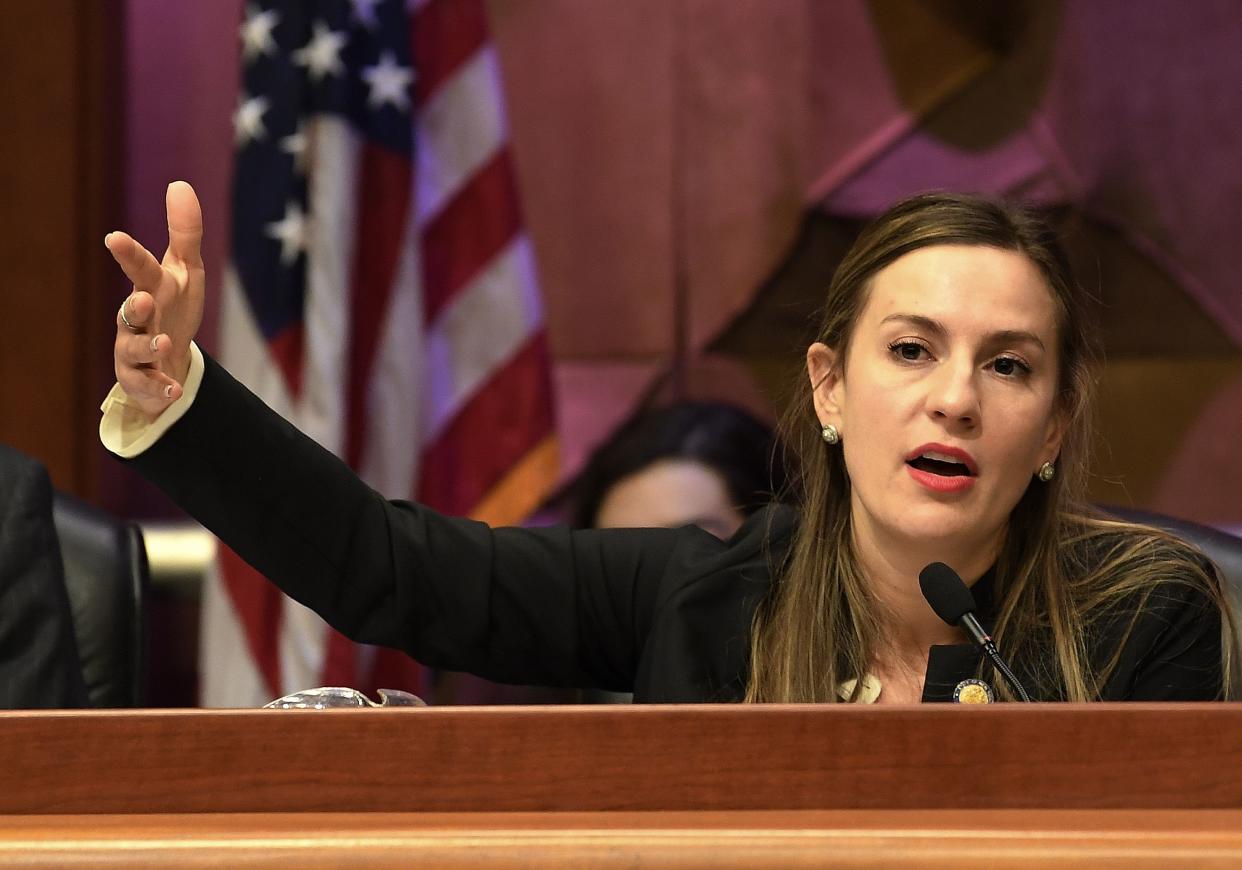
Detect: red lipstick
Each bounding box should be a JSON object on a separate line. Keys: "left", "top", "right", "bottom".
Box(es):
{"left": 904, "top": 443, "right": 978, "bottom": 494}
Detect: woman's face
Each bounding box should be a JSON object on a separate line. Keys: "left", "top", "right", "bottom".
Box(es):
{"left": 808, "top": 244, "right": 1065, "bottom": 554}
{"left": 595, "top": 459, "right": 747, "bottom": 540}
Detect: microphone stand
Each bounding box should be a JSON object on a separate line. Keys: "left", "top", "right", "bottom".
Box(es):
{"left": 960, "top": 612, "right": 1032, "bottom": 702}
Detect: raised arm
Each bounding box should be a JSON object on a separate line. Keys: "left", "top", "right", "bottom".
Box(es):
{"left": 99, "top": 183, "right": 751, "bottom": 697}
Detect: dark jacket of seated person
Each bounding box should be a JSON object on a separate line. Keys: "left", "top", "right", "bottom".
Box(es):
{"left": 0, "top": 445, "right": 87, "bottom": 708}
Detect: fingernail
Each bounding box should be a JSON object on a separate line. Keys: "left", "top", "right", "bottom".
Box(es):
{"left": 104, "top": 233, "right": 113, "bottom": 249}
{"left": 164, "top": 385, "right": 174, "bottom": 399}
{"left": 151, "top": 336, "right": 160, "bottom": 353}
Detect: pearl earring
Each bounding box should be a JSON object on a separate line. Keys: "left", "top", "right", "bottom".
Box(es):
{"left": 1037, "top": 461, "right": 1055, "bottom": 482}
{"left": 821, "top": 424, "right": 840, "bottom": 445}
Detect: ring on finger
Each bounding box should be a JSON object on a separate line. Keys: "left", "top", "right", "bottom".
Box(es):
{"left": 119, "top": 299, "right": 139, "bottom": 332}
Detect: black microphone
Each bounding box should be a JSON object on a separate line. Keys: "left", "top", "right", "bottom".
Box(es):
{"left": 919, "top": 562, "right": 1031, "bottom": 702}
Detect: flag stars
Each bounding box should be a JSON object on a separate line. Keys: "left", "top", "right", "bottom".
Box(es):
{"left": 293, "top": 20, "right": 347, "bottom": 82}
{"left": 234, "top": 93, "right": 271, "bottom": 146}
{"left": 240, "top": 5, "right": 280, "bottom": 62}
{"left": 281, "top": 124, "right": 309, "bottom": 173}
{"left": 266, "top": 200, "right": 309, "bottom": 265}
{"left": 362, "top": 51, "right": 414, "bottom": 112}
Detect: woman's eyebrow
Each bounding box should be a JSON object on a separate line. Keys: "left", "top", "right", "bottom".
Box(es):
{"left": 988, "top": 329, "right": 1046, "bottom": 351}
{"left": 879, "top": 314, "right": 1045, "bottom": 351}
{"left": 879, "top": 313, "right": 947, "bottom": 337}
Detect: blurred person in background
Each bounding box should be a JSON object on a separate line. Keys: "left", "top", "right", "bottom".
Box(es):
{"left": 572, "top": 401, "right": 787, "bottom": 541}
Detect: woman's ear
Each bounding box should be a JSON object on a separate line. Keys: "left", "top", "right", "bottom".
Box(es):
{"left": 1040, "top": 406, "right": 1067, "bottom": 469}
{"left": 806, "top": 342, "right": 842, "bottom": 427}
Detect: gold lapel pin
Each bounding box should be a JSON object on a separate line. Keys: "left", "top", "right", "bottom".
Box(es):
{"left": 953, "top": 678, "right": 995, "bottom": 704}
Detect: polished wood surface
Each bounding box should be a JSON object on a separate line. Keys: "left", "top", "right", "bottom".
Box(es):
{"left": 1, "top": 810, "right": 1241, "bottom": 867}
{"left": 0, "top": 704, "right": 1239, "bottom": 815}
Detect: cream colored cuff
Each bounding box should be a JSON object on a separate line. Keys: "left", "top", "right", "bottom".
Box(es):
{"left": 836, "top": 673, "right": 882, "bottom": 704}
{"left": 99, "top": 342, "right": 206, "bottom": 459}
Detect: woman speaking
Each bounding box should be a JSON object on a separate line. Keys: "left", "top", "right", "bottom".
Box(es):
{"left": 101, "top": 183, "right": 1235, "bottom": 703}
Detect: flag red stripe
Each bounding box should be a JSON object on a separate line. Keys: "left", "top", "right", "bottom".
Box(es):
{"left": 421, "top": 149, "right": 522, "bottom": 324}
{"left": 218, "top": 544, "right": 283, "bottom": 696}
{"left": 268, "top": 322, "right": 304, "bottom": 400}
{"left": 362, "top": 647, "right": 432, "bottom": 699}
{"left": 344, "top": 144, "right": 413, "bottom": 470}
{"left": 412, "top": 0, "right": 489, "bottom": 106}
{"left": 417, "top": 331, "right": 556, "bottom": 516}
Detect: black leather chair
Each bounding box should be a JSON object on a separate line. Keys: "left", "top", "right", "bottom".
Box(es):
{"left": 52, "top": 491, "right": 148, "bottom": 707}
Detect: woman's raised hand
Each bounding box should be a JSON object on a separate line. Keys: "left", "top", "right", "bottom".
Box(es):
{"left": 106, "top": 181, "right": 205, "bottom": 421}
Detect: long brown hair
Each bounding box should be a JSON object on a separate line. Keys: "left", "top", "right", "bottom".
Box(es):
{"left": 746, "top": 192, "right": 1235, "bottom": 702}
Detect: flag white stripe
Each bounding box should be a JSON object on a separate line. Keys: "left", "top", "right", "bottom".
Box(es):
{"left": 278, "top": 596, "right": 329, "bottom": 696}
{"left": 422, "top": 234, "right": 543, "bottom": 440}
{"left": 299, "top": 117, "right": 361, "bottom": 455}
{"left": 218, "top": 265, "right": 294, "bottom": 419}
{"left": 198, "top": 560, "right": 270, "bottom": 708}
{"left": 415, "top": 46, "right": 507, "bottom": 226}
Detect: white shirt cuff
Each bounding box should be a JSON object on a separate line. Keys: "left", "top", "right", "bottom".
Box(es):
{"left": 99, "top": 342, "right": 205, "bottom": 459}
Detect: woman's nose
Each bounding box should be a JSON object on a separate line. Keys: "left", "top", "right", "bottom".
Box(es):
{"left": 927, "top": 361, "right": 979, "bottom": 425}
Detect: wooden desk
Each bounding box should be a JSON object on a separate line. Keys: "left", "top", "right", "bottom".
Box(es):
{"left": 0, "top": 704, "right": 1238, "bottom": 865}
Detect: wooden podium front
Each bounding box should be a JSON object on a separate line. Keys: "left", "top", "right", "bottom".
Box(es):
{"left": 0, "top": 704, "right": 1239, "bottom": 866}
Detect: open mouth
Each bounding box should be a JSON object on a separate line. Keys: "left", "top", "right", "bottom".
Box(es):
{"left": 905, "top": 452, "right": 975, "bottom": 478}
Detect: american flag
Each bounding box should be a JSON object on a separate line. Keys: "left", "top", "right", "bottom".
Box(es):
{"left": 200, "top": 0, "right": 558, "bottom": 706}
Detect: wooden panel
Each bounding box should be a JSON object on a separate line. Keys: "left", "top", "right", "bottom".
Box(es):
{"left": 1, "top": 810, "right": 1241, "bottom": 867}
{"left": 1, "top": 705, "right": 1240, "bottom": 815}
{"left": 485, "top": 0, "right": 677, "bottom": 359}
{"left": 0, "top": 0, "right": 122, "bottom": 497}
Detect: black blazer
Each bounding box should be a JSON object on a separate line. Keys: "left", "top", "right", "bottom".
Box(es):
{"left": 0, "top": 446, "right": 87, "bottom": 708}
{"left": 125, "top": 354, "right": 1226, "bottom": 702}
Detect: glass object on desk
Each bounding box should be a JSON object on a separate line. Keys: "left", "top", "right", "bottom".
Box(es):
{"left": 263, "top": 686, "right": 427, "bottom": 709}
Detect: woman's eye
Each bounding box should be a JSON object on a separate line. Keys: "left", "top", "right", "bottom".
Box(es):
{"left": 992, "top": 356, "right": 1030, "bottom": 377}
{"left": 889, "top": 341, "right": 928, "bottom": 362}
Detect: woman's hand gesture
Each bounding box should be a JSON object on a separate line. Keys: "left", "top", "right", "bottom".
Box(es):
{"left": 105, "top": 181, "right": 206, "bottom": 422}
